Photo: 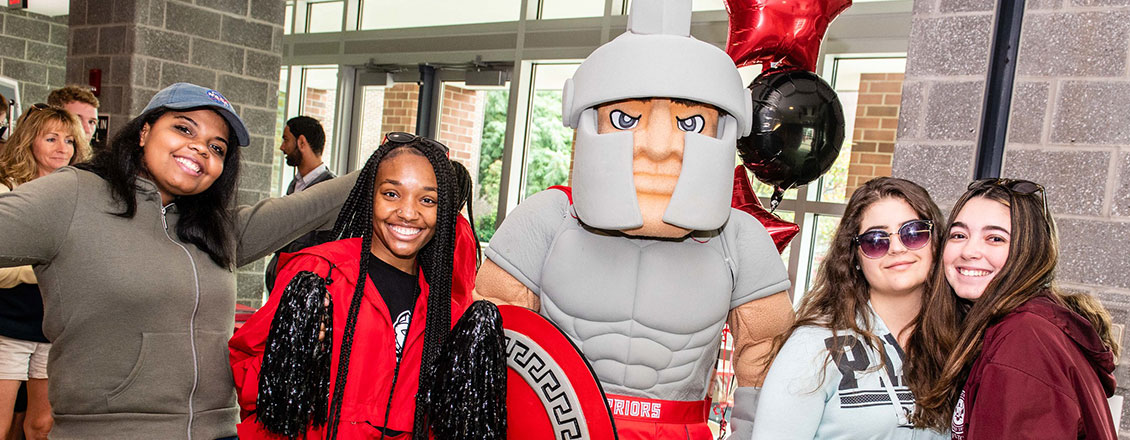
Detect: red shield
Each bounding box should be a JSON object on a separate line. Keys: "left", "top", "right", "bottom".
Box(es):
{"left": 498, "top": 305, "right": 618, "bottom": 440}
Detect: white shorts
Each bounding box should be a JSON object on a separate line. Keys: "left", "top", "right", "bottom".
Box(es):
{"left": 0, "top": 334, "right": 49, "bottom": 380}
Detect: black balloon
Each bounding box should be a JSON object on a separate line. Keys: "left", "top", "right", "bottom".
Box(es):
{"left": 738, "top": 67, "right": 844, "bottom": 207}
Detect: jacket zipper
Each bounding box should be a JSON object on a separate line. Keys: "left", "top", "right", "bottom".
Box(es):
{"left": 161, "top": 203, "right": 201, "bottom": 440}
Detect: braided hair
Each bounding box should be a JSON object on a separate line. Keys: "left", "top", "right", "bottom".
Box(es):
{"left": 449, "top": 159, "right": 482, "bottom": 267}
{"left": 324, "top": 137, "right": 457, "bottom": 440}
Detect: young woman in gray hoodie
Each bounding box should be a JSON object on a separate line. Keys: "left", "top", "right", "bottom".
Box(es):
{"left": 0, "top": 82, "right": 356, "bottom": 440}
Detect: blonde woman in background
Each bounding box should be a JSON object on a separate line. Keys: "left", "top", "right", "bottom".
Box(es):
{"left": 0, "top": 104, "right": 89, "bottom": 440}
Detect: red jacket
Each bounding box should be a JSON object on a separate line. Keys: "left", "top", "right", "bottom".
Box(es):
{"left": 230, "top": 216, "right": 476, "bottom": 439}
{"left": 952, "top": 296, "right": 1117, "bottom": 440}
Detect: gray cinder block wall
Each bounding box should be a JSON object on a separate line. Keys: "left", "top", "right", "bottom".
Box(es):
{"left": 894, "top": 0, "right": 1130, "bottom": 435}
{"left": 0, "top": 7, "right": 67, "bottom": 104}
{"left": 65, "top": 0, "right": 285, "bottom": 305}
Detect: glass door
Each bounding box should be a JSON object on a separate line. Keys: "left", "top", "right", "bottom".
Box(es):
{"left": 349, "top": 71, "right": 421, "bottom": 170}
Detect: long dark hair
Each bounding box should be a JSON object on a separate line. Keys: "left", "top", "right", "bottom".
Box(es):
{"left": 449, "top": 159, "right": 482, "bottom": 267}
{"left": 763, "top": 177, "right": 944, "bottom": 385}
{"left": 324, "top": 137, "right": 457, "bottom": 440}
{"left": 76, "top": 107, "right": 242, "bottom": 268}
{"left": 909, "top": 182, "right": 1120, "bottom": 429}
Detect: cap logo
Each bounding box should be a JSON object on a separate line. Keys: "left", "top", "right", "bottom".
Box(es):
{"left": 206, "top": 89, "right": 231, "bottom": 109}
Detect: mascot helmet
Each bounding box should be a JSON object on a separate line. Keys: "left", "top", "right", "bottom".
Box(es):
{"left": 562, "top": 0, "right": 753, "bottom": 232}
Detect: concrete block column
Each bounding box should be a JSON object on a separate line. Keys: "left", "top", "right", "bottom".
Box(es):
{"left": 0, "top": 8, "right": 68, "bottom": 104}
{"left": 66, "top": 0, "right": 284, "bottom": 305}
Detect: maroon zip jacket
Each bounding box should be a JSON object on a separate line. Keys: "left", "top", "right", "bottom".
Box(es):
{"left": 951, "top": 296, "right": 1117, "bottom": 439}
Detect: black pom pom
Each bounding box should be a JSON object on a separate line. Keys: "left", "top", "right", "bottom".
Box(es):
{"left": 256, "top": 271, "right": 334, "bottom": 438}
{"left": 427, "top": 300, "right": 507, "bottom": 440}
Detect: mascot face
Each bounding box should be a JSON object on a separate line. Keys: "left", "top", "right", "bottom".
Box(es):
{"left": 595, "top": 98, "right": 721, "bottom": 238}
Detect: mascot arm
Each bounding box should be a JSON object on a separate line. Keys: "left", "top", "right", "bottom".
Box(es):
{"left": 726, "top": 290, "right": 794, "bottom": 440}
{"left": 729, "top": 290, "right": 794, "bottom": 387}
{"left": 473, "top": 259, "right": 541, "bottom": 311}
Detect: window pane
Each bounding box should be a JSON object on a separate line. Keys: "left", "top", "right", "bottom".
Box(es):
{"left": 307, "top": 1, "right": 345, "bottom": 33}
{"left": 625, "top": 0, "right": 725, "bottom": 12}
{"left": 817, "top": 57, "right": 906, "bottom": 203}
{"left": 355, "top": 86, "right": 386, "bottom": 168}
{"left": 299, "top": 67, "right": 339, "bottom": 175}
{"left": 474, "top": 89, "right": 509, "bottom": 242}
{"left": 540, "top": 0, "right": 606, "bottom": 19}
{"left": 775, "top": 210, "right": 795, "bottom": 267}
{"left": 523, "top": 64, "right": 579, "bottom": 199}
{"left": 432, "top": 83, "right": 508, "bottom": 243}
{"left": 360, "top": 0, "right": 522, "bottom": 30}
{"left": 806, "top": 214, "right": 841, "bottom": 292}
{"left": 272, "top": 67, "right": 290, "bottom": 197}
{"left": 274, "top": 66, "right": 339, "bottom": 197}
{"left": 361, "top": 83, "right": 421, "bottom": 168}
{"left": 284, "top": 4, "right": 294, "bottom": 34}
{"left": 692, "top": 0, "right": 724, "bottom": 10}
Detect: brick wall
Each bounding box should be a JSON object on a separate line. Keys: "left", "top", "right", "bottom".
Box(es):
{"left": 302, "top": 87, "right": 335, "bottom": 151}
{"left": 372, "top": 83, "right": 485, "bottom": 173}
{"left": 436, "top": 84, "right": 485, "bottom": 176}
{"left": 0, "top": 8, "right": 67, "bottom": 106}
{"left": 845, "top": 73, "right": 902, "bottom": 195}
{"left": 357, "top": 86, "right": 385, "bottom": 162}
{"left": 381, "top": 83, "right": 418, "bottom": 136}
{"left": 67, "top": 0, "right": 284, "bottom": 306}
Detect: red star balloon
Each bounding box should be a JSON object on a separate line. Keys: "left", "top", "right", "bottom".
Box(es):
{"left": 731, "top": 165, "right": 799, "bottom": 253}
{"left": 725, "top": 0, "right": 852, "bottom": 72}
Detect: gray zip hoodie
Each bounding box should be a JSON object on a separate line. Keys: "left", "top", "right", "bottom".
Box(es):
{"left": 0, "top": 167, "right": 356, "bottom": 439}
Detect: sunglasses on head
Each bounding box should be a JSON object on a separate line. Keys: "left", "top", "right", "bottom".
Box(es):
{"left": 383, "top": 131, "right": 450, "bottom": 155}
{"left": 968, "top": 178, "right": 1049, "bottom": 218}
{"left": 853, "top": 219, "right": 933, "bottom": 259}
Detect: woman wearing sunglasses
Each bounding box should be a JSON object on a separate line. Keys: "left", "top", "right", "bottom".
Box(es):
{"left": 907, "top": 179, "right": 1119, "bottom": 439}
{"left": 752, "top": 177, "right": 948, "bottom": 439}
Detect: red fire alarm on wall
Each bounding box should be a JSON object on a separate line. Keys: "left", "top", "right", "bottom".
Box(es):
{"left": 89, "top": 69, "right": 101, "bottom": 97}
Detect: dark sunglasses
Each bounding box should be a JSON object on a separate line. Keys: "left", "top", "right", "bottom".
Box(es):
{"left": 968, "top": 178, "right": 1049, "bottom": 218}
{"left": 853, "top": 219, "right": 933, "bottom": 259}
{"left": 15, "top": 103, "right": 50, "bottom": 126}
{"left": 383, "top": 131, "right": 450, "bottom": 155}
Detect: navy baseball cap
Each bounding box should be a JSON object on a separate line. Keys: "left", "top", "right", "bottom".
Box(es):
{"left": 141, "top": 83, "right": 250, "bottom": 147}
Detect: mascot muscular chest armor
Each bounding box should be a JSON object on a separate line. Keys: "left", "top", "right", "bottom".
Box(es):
{"left": 477, "top": 0, "right": 795, "bottom": 438}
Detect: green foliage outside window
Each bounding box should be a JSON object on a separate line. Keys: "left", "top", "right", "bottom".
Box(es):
{"left": 475, "top": 89, "right": 575, "bottom": 242}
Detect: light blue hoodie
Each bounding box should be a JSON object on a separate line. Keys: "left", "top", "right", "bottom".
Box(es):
{"left": 751, "top": 305, "right": 948, "bottom": 439}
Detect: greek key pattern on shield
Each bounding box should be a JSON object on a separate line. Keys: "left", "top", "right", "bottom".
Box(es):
{"left": 505, "top": 331, "right": 590, "bottom": 440}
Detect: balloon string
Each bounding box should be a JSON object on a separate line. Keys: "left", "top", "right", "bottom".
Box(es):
{"left": 770, "top": 186, "right": 786, "bottom": 212}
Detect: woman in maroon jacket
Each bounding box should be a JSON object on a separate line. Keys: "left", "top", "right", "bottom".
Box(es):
{"left": 906, "top": 179, "right": 1120, "bottom": 439}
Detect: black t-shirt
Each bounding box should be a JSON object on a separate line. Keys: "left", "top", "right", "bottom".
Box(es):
{"left": 366, "top": 254, "right": 419, "bottom": 357}
{"left": 0, "top": 283, "right": 47, "bottom": 342}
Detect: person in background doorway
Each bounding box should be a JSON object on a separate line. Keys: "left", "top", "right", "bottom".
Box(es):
{"left": 0, "top": 105, "right": 90, "bottom": 440}
{"left": 264, "top": 116, "right": 335, "bottom": 290}
{"left": 46, "top": 86, "right": 99, "bottom": 145}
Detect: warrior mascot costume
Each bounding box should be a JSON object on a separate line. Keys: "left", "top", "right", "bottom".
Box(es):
{"left": 477, "top": 0, "right": 795, "bottom": 438}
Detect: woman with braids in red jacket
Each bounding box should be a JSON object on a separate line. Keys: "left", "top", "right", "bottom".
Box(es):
{"left": 229, "top": 133, "right": 478, "bottom": 439}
